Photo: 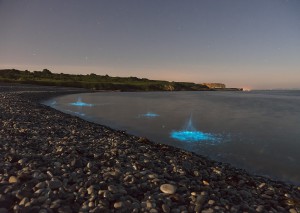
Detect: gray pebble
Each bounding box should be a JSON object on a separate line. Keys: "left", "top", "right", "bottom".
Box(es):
{"left": 48, "top": 180, "right": 62, "bottom": 190}
{"left": 35, "top": 182, "right": 46, "bottom": 189}
{"left": 160, "top": 184, "right": 177, "bottom": 194}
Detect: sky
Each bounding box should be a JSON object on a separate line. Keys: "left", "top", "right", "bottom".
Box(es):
{"left": 0, "top": 0, "right": 299, "bottom": 89}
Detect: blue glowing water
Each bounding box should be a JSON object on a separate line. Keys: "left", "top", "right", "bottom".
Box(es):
{"left": 171, "top": 130, "right": 216, "bottom": 142}
{"left": 170, "top": 115, "right": 217, "bottom": 142}
{"left": 141, "top": 112, "right": 159, "bottom": 117}
{"left": 70, "top": 97, "right": 94, "bottom": 107}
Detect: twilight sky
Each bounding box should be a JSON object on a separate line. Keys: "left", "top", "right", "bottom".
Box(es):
{"left": 0, "top": 0, "right": 299, "bottom": 89}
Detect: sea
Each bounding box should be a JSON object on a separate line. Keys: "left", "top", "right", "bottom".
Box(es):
{"left": 44, "top": 90, "right": 300, "bottom": 184}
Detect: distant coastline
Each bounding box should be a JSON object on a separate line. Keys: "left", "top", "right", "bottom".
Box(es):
{"left": 0, "top": 69, "right": 243, "bottom": 92}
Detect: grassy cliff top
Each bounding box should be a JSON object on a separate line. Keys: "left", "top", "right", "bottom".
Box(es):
{"left": 0, "top": 69, "right": 239, "bottom": 91}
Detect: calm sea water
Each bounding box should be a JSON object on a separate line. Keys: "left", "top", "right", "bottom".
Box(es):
{"left": 44, "top": 91, "right": 300, "bottom": 184}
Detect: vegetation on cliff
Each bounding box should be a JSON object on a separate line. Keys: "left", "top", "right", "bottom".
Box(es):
{"left": 203, "top": 83, "right": 226, "bottom": 89}
{"left": 0, "top": 69, "right": 212, "bottom": 91}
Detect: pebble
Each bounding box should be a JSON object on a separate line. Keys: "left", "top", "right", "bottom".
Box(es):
{"left": 87, "top": 185, "right": 94, "bottom": 195}
{"left": 9, "top": 176, "right": 18, "bottom": 183}
{"left": 208, "top": 200, "right": 215, "bottom": 205}
{"left": 193, "top": 171, "right": 200, "bottom": 177}
{"left": 285, "top": 193, "right": 292, "bottom": 198}
{"left": 258, "top": 183, "right": 266, "bottom": 189}
{"left": 18, "top": 158, "right": 27, "bottom": 165}
{"left": 146, "top": 200, "right": 154, "bottom": 208}
{"left": 148, "top": 174, "right": 158, "bottom": 179}
{"left": 54, "top": 162, "right": 61, "bottom": 167}
{"left": 162, "top": 204, "right": 170, "bottom": 213}
{"left": 289, "top": 209, "right": 297, "bottom": 213}
{"left": 15, "top": 190, "right": 30, "bottom": 200}
{"left": 261, "top": 194, "right": 272, "bottom": 199}
{"left": 202, "top": 208, "right": 214, "bottom": 213}
{"left": 19, "top": 197, "right": 29, "bottom": 206}
{"left": 114, "top": 201, "right": 123, "bottom": 209}
{"left": 87, "top": 162, "right": 93, "bottom": 169}
{"left": 255, "top": 205, "right": 264, "bottom": 212}
{"left": 160, "top": 184, "right": 177, "bottom": 194}
{"left": 35, "top": 182, "right": 46, "bottom": 189}
{"left": 265, "top": 189, "right": 275, "bottom": 196}
{"left": 203, "top": 180, "right": 209, "bottom": 186}
{"left": 239, "top": 190, "right": 251, "bottom": 198}
{"left": 108, "top": 185, "right": 118, "bottom": 193}
{"left": 48, "top": 180, "right": 62, "bottom": 190}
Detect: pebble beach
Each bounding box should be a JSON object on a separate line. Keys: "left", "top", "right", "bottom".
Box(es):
{"left": 0, "top": 84, "right": 299, "bottom": 213}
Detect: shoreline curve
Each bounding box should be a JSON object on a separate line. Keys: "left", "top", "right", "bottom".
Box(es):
{"left": 0, "top": 83, "right": 299, "bottom": 212}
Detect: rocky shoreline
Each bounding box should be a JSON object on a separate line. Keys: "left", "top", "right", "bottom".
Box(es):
{"left": 0, "top": 84, "right": 299, "bottom": 213}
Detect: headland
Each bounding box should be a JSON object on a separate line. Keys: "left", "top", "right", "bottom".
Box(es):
{"left": 0, "top": 69, "right": 242, "bottom": 92}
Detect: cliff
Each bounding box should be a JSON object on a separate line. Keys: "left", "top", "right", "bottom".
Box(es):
{"left": 0, "top": 69, "right": 242, "bottom": 91}
{"left": 203, "top": 83, "right": 226, "bottom": 89}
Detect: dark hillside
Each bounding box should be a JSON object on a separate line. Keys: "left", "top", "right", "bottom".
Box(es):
{"left": 0, "top": 69, "right": 210, "bottom": 91}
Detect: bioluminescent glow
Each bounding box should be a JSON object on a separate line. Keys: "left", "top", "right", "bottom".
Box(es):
{"left": 70, "top": 97, "right": 94, "bottom": 107}
{"left": 141, "top": 112, "right": 159, "bottom": 117}
{"left": 186, "top": 115, "right": 196, "bottom": 131}
{"left": 170, "top": 114, "right": 217, "bottom": 142}
{"left": 171, "top": 130, "right": 216, "bottom": 142}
